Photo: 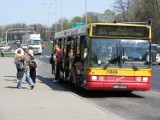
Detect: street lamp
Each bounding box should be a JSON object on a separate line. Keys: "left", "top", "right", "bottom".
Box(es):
{"left": 55, "top": 0, "right": 57, "bottom": 32}
{"left": 61, "top": 0, "right": 63, "bottom": 31}
{"left": 85, "top": 0, "right": 87, "bottom": 25}
{"left": 44, "top": 3, "right": 52, "bottom": 40}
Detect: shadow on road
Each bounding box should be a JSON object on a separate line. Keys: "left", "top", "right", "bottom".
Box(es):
{"left": 36, "top": 75, "right": 68, "bottom": 92}
{"left": 36, "top": 75, "right": 145, "bottom": 98}
{"left": 3, "top": 74, "right": 145, "bottom": 98}
{"left": 78, "top": 90, "right": 145, "bottom": 98}
{"left": 5, "top": 86, "right": 28, "bottom": 89}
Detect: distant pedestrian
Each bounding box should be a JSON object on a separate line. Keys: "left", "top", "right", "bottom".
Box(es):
{"left": 28, "top": 47, "right": 34, "bottom": 57}
{"left": 1, "top": 48, "right": 5, "bottom": 57}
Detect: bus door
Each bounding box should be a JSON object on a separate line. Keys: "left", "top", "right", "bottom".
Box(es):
{"left": 64, "top": 38, "right": 72, "bottom": 80}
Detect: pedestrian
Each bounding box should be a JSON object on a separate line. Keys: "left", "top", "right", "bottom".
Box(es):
{"left": 50, "top": 47, "right": 55, "bottom": 74}
{"left": 28, "top": 49, "right": 37, "bottom": 83}
{"left": 14, "top": 49, "right": 22, "bottom": 81}
{"left": 72, "top": 51, "right": 84, "bottom": 76}
{"left": 15, "top": 44, "right": 24, "bottom": 56}
{"left": 52, "top": 44, "right": 63, "bottom": 82}
{"left": 16, "top": 49, "right": 34, "bottom": 89}
{"left": 28, "top": 47, "right": 34, "bottom": 57}
{"left": 14, "top": 44, "right": 24, "bottom": 81}
{"left": 1, "top": 48, "right": 5, "bottom": 57}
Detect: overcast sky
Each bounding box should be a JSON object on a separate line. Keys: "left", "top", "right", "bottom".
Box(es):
{"left": 0, "top": 0, "right": 115, "bottom": 26}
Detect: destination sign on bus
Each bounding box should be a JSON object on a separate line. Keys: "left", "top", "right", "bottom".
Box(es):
{"left": 92, "top": 25, "right": 150, "bottom": 38}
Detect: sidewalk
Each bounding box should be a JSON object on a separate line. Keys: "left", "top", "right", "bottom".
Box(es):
{"left": 0, "top": 57, "right": 126, "bottom": 120}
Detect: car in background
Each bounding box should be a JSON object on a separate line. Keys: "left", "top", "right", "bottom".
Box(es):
{"left": 15, "top": 40, "right": 22, "bottom": 44}
{"left": 156, "top": 53, "right": 160, "bottom": 65}
{"left": 49, "top": 40, "right": 53, "bottom": 44}
{"left": 21, "top": 42, "right": 29, "bottom": 50}
{"left": 0, "top": 43, "right": 11, "bottom": 50}
{"left": 41, "top": 40, "right": 45, "bottom": 49}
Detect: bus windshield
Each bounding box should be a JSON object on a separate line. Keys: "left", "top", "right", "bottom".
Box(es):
{"left": 88, "top": 38, "right": 150, "bottom": 68}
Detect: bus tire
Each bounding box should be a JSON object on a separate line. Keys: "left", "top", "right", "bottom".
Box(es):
{"left": 124, "top": 91, "right": 132, "bottom": 94}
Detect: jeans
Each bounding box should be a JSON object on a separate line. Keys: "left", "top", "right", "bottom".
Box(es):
{"left": 30, "top": 68, "right": 36, "bottom": 83}
{"left": 17, "top": 70, "right": 34, "bottom": 89}
{"left": 16, "top": 68, "right": 20, "bottom": 79}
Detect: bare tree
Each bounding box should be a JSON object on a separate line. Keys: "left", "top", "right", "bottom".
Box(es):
{"left": 114, "top": 0, "right": 133, "bottom": 22}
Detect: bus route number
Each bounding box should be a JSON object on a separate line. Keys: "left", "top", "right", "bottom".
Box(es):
{"left": 107, "top": 70, "right": 118, "bottom": 75}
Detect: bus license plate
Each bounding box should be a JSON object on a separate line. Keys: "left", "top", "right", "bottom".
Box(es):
{"left": 113, "top": 85, "right": 127, "bottom": 89}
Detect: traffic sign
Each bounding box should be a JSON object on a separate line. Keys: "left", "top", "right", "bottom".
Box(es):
{"left": 72, "top": 22, "right": 86, "bottom": 28}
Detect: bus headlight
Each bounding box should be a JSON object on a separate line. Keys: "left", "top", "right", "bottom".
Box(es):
{"left": 92, "top": 76, "right": 97, "bottom": 81}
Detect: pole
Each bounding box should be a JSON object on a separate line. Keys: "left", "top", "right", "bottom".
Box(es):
{"left": 44, "top": 3, "right": 52, "bottom": 40}
{"left": 55, "top": 0, "right": 57, "bottom": 32}
{"left": 5, "top": 30, "right": 8, "bottom": 50}
{"left": 85, "top": 0, "right": 87, "bottom": 25}
{"left": 61, "top": 0, "right": 63, "bottom": 31}
{"left": 43, "top": 7, "right": 47, "bottom": 40}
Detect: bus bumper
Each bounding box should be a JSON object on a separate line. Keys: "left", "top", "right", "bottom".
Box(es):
{"left": 85, "top": 82, "right": 150, "bottom": 91}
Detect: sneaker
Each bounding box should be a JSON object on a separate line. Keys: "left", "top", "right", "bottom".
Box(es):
{"left": 52, "top": 80, "right": 58, "bottom": 82}
{"left": 17, "top": 85, "right": 21, "bottom": 89}
{"left": 30, "top": 85, "right": 34, "bottom": 90}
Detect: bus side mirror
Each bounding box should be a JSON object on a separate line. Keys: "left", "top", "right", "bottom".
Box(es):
{"left": 83, "top": 48, "right": 88, "bottom": 59}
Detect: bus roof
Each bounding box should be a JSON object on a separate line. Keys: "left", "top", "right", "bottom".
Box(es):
{"left": 54, "top": 23, "right": 151, "bottom": 39}
{"left": 54, "top": 25, "right": 89, "bottom": 39}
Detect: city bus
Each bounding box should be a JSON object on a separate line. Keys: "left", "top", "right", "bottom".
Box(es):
{"left": 54, "top": 21, "right": 152, "bottom": 92}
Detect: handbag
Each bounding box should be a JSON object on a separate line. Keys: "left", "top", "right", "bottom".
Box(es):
{"left": 30, "top": 61, "right": 37, "bottom": 69}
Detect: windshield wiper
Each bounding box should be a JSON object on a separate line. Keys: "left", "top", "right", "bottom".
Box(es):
{"left": 125, "top": 60, "right": 139, "bottom": 71}
{"left": 103, "top": 54, "right": 120, "bottom": 70}
{"left": 103, "top": 62, "right": 110, "bottom": 70}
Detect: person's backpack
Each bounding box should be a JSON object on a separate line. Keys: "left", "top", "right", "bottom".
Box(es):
{"left": 49, "top": 56, "right": 53, "bottom": 64}
{"left": 16, "top": 57, "right": 26, "bottom": 71}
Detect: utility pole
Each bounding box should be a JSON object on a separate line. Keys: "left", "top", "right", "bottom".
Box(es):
{"left": 44, "top": 3, "right": 52, "bottom": 40}
{"left": 55, "top": 0, "right": 57, "bottom": 33}
{"left": 85, "top": 0, "right": 87, "bottom": 25}
{"left": 61, "top": 0, "right": 63, "bottom": 31}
